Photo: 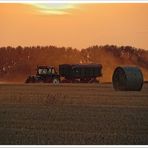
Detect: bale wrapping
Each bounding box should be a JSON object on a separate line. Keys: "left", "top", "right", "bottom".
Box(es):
{"left": 112, "top": 66, "right": 143, "bottom": 91}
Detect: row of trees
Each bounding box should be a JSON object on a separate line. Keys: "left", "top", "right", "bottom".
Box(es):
{"left": 0, "top": 45, "right": 148, "bottom": 82}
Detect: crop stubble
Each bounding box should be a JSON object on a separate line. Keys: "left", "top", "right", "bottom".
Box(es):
{"left": 0, "top": 83, "right": 148, "bottom": 144}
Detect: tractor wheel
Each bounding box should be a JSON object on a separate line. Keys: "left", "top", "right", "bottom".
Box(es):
{"left": 25, "top": 79, "right": 29, "bottom": 83}
{"left": 25, "top": 77, "right": 32, "bottom": 83}
{"left": 25, "top": 76, "right": 35, "bottom": 83}
{"left": 52, "top": 78, "right": 60, "bottom": 84}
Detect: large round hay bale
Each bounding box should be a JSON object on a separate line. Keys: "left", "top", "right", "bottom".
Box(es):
{"left": 112, "top": 66, "right": 143, "bottom": 91}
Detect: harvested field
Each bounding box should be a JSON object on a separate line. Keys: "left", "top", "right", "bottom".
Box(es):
{"left": 0, "top": 83, "right": 148, "bottom": 145}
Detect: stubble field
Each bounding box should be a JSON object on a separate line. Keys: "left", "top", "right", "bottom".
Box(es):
{"left": 0, "top": 83, "right": 148, "bottom": 145}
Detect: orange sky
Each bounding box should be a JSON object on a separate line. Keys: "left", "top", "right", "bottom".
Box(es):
{"left": 0, "top": 3, "right": 148, "bottom": 50}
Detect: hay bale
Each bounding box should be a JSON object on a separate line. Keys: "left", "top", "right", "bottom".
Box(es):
{"left": 112, "top": 66, "right": 143, "bottom": 91}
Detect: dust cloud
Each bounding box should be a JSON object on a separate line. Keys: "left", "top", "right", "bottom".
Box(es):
{"left": 0, "top": 45, "right": 147, "bottom": 83}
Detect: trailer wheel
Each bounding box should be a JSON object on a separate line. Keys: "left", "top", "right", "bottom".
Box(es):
{"left": 52, "top": 78, "right": 60, "bottom": 84}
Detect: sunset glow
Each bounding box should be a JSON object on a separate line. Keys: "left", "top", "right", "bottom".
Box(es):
{"left": 31, "top": 3, "right": 77, "bottom": 15}
{"left": 0, "top": 4, "right": 148, "bottom": 50}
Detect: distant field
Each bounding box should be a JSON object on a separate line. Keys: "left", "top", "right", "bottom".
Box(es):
{"left": 0, "top": 83, "right": 148, "bottom": 145}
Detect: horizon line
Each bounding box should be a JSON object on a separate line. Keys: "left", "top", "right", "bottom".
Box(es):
{"left": 0, "top": 44, "right": 147, "bottom": 51}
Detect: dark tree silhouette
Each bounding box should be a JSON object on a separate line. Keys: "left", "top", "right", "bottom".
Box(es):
{"left": 0, "top": 45, "right": 147, "bottom": 82}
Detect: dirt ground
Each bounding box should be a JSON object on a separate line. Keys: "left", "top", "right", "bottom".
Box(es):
{"left": 0, "top": 83, "right": 148, "bottom": 145}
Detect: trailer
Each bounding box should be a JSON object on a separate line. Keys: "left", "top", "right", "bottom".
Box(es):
{"left": 59, "top": 64, "right": 102, "bottom": 83}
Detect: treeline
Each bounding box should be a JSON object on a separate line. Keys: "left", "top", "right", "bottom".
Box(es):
{"left": 0, "top": 45, "right": 148, "bottom": 82}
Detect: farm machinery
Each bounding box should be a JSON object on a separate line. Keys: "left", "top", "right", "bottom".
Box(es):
{"left": 25, "top": 66, "right": 60, "bottom": 84}
{"left": 25, "top": 64, "right": 103, "bottom": 84}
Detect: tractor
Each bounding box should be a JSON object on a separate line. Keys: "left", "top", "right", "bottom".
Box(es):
{"left": 25, "top": 66, "right": 60, "bottom": 84}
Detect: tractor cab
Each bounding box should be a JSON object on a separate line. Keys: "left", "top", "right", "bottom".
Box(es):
{"left": 37, "top": 66, "right": 57, "bottom": 76}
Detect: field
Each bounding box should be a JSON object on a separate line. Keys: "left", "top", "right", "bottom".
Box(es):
{"left": 0, "top": 83, "right": 148, "bottom": 145}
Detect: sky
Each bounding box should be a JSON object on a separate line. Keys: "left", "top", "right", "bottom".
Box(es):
{"left": 0, "top": 3, "right": 148, "bottom": 50}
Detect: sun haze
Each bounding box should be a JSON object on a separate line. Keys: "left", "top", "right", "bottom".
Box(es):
{"left": 0, "top": 3, "right": 148, "bottom": 50}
